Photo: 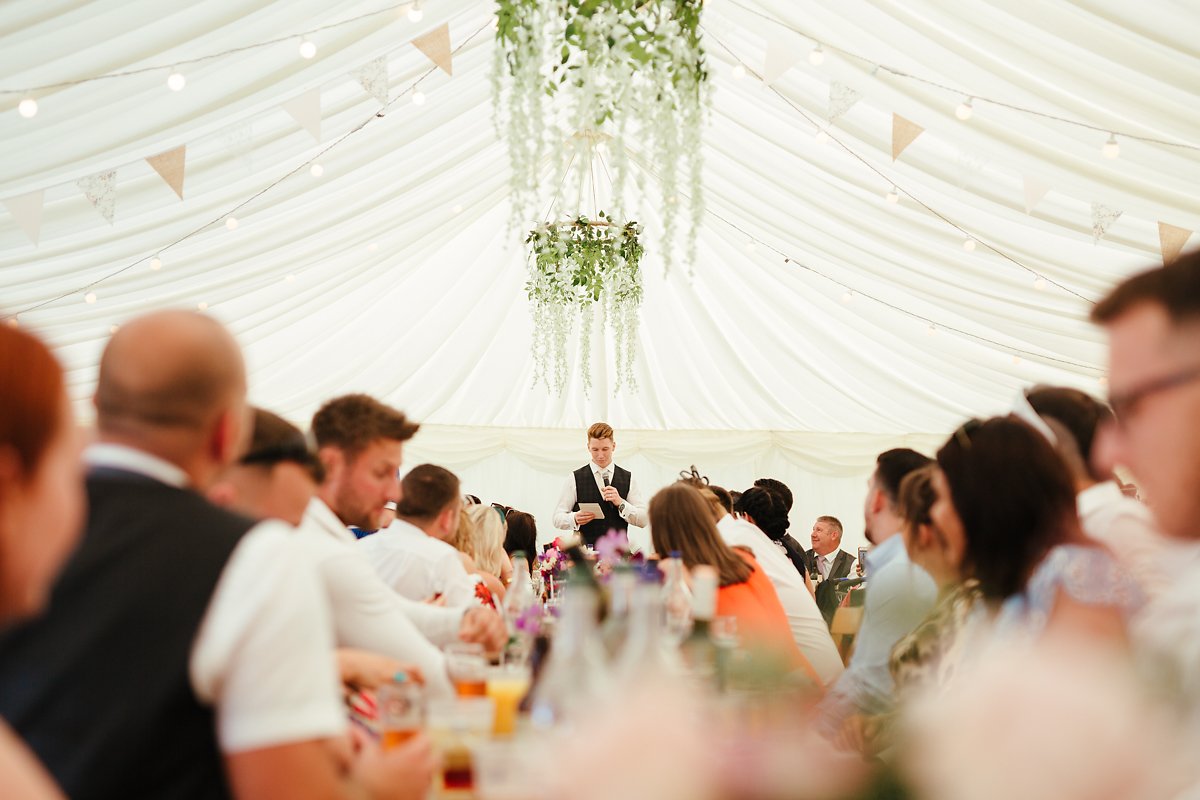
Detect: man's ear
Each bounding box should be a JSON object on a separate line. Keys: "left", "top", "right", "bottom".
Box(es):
{"left": 209, "top": 407, "right": 244, "bottom": 467}
{"left": 870, "top": 487, "right": 887, "bottom": 516}
{"left": 318, "top": 446, "right": 343, "bottom": 488}
{"left": 437, "top": 504, "right": 459, "bottom": 538}
{"left": 207, "top": 479, "right": 237, "bottom": 509}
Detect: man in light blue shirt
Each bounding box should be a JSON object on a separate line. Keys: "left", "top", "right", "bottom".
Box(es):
{"left": 818, "top": 449, "right": 938, "bottom": 739}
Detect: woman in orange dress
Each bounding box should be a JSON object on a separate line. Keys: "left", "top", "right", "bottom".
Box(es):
{"left": 649, "top": 483, "right": 819, "bottom": 685}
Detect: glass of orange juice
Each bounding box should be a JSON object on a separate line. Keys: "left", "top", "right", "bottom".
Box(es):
{"left": 485, "top": 664, "right": 530, "bottom": 736}
{"left": 377, "top": 673, "right": 424, "bottom": 749}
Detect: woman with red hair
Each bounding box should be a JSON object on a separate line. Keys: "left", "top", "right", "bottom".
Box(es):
{"left": 0, "top": 324, "right": 86, "bottom": 797}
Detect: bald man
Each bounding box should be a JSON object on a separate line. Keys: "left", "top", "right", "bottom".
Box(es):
{"left": 0, "top": 312, "right": 433, "bottom": 800}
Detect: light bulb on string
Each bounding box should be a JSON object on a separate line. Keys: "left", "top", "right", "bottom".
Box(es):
{"left": 1098, "top": 376, "right": 1108, "bottom": 389}
{"left": 1103, "top": 133, "right": 1120, "bottom": 159}
{"left": 167, "top": 70, "right": 186, "bottom": 91}
{"left": 814, "top": 129, "right": 830, "bottom": 144}
{"left": 285, "top": 273, "right": 296, "bottom": 284}
{"left": 85, "top": 292, "right": 97, "bottom": 305}
{"left": 299, "top": 39, "right": 317, "bottom": 59}
{"left": 452, "top": 204, "right": 463, "bottom": 214}
{"left": 1012, "top": 355, "right": 1022, "bottom": 365}
{"left": 225, "top": 217, "right": 239, "bottom": 231}
{"left": 808, "top": 45, "right": 825, "bottom": 66}
{"left": 840, "top": 290, "right": 854, "bottom": 304}
{"left": 109, "top": 325, "right": 120, "bottom": 335}
{"left": 6, "top": 318, "right": 18, "bottom": 329}
{"left": 926, "top": 323, "right": 937, "bottom": 337}
{"left": 411, "top": 89, "right": 426, "bottom": 106}
{"left": 731, "top": 63, "right": 746, "bottom": 80}
{"left": 407, "top": 2, "right": 423, "bottom": 22}
{"left": 18, "top": 98, "right": 38, "bottom": 118}
{"left": 197, "top": 302, "right": 208, "bottom": 312}
{"left": 745, "top": 240, "right": 756, "bottom": 253}
{"left": 150, "top": 256, "right": 162, "bottom": 271}
{"left": 963, "top": 238, "right": 976, "bottom": 252}
{"left": 885, "top": 187, "right": 899, "bottom": 204}
{"left": 310, "top": 163, "right": 324, "bottom": 178}
{"left": 367, "top": 242, "right": 379, "bottom": 253}
{"left": 955, "top": 98, "right": 974, "bottom": 120}
{"left": 1034, "top": 276, "right": 1047, "bottom": 291}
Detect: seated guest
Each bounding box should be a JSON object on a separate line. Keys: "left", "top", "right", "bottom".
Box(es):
{"left": 935, "top": 416, "right": 1142, "bottom": 643}
{"left": 736, "top": 487, "right": 810, "bottom": 583}
{"left": 301, "top": 397, "right": 505, "bottom": 675}
{"left": 0, "top": 324, "right": 85, "bottom": 799}
{"left": 464, "top": 504, "right": 513, "bottom": 596}
{"left": 752, "top": 477, "right": 811, "bottom": 578}
{"left": 650, "top": 483, "right": 819, "bottom": 684}
{"left": 0, "top": 312, "right": 434, "bottom": 799}
{"left": 806, "top": 516, "right": 858, "bottom": 626}
{"left": 845, "top": 466, "right": 983, "bottom": 755}
{"left": 360, "top": 464, "right": 482, "bottom": 609}
{"left": 207, "top": 409, "right": 428, "bottom": 695}
{"left": 817, "top": 449, "right": 937, "bottom": 739}
{"left": 503, "top": 510, "right": 538, "bottom": 575}
{"left": 686, "top": 478, "right": 843, "bottom": 687}
{"left": 1026, "top": 385, "right": 1171, "bottom": 601}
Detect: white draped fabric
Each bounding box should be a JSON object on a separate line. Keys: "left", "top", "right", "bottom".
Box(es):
{"left": 2, "top": 0, "right": 1197, "bottom": 546}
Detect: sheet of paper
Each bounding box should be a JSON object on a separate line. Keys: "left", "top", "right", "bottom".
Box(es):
{"left": 577, "top": 502, "right": 606, "bottom": 518}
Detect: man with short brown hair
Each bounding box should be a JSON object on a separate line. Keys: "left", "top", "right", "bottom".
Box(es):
{"left": 1090, "top": 250, "right": 1200, "bottom": 744}
{"left": 298, "top": 395, "right": 505, "bottom": 691}
{"left": 553, "top": 422, "right": 647, "bottom": 546}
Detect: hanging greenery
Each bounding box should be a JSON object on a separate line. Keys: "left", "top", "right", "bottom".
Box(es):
{"left": 493, "top": 0, "right": 708, "bottom": 273}
{"left": 525, "top": 213, "right": 644, "bottom": 396}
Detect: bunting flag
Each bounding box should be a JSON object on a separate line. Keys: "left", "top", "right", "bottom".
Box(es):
{"left": 762, "top": 30, "right": 801, "bottom": 85}
{"left": 828, "top": 82, "right": 860, "bottom": 121}
{"left": 1091, "top": 203, "right": 1122, "bottom": 244}
{"left": 77, "top": 171, "right": 117, "bottom": 224}
{"left": 351, "top": 56, "right": 390, "bottom": 106}
{"left": 892, "top": 114, "right": 924, "bottom": 161}
{"left": 1023, "top": 176, "right": 1052, "bottom": 215}
{"left": 281, "top": 88, "right": 322, "bottom": 143}
{"left": 412, "top": 24, "right": 452, "bottom": 76}
{"left": 2, "top": 190, "right": 45, "bottom": 246}
{"left": 146, "top": 145, "right": 186, "bottom": 200}
{"left": 1159, "top": 222, "right": 1193, "bottom": 265}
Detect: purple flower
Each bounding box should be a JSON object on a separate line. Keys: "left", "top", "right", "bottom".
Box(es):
{"left": 595, "top": 528, "right": 630, "bottom": 566}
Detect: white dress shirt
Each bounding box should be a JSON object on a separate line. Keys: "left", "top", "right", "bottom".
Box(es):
{"left": 297, "top": 499, "right": 456, "bottom": 698}
{"left": 552, "top": 461, "right": 647, "bottom": 530}
{"left": 86, "top": 444, "right": 345, "bottom": 753}
{"left": 1078, "top": 481, "right": 1175, "bottom": 602}
{"left": 717, "top": 514, "right": 844, "bottom": 686}
{"left": 358, "top": 519, "right": 479, "bottom": 608}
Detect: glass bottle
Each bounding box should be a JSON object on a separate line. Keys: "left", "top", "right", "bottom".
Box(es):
{"left": 661, "top": 551, "right": 693, "bottom": 643}
{"left": 526, "top": 584, "right": 611, "bottom": 731}
{"left": 614, "top": 571, "right": 683, "bottom": 681}
{"left": 679, "top": 565, "right": 722, "bottom": 689}
{"left": 601, "top": 565, "right": 637, "bottom": 658}
{"left": 503, "top": 552, "right": 537, "bottom": 664}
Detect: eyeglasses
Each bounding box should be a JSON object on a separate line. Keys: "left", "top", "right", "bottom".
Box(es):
{"left": 1107, "top": 365, "right": 1200, "bottom": 422}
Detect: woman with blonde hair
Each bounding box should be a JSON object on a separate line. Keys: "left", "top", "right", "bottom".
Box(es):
{"left": 649, "top": 483, "right": 818, "bottom": 684}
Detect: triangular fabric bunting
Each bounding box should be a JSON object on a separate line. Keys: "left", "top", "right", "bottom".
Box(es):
{"left": 77, "top": 171, "right": 117, "bottom": 224}
{"left": 762, "top": 30, "right": 801, "bottom": 85}
{"left": 1159, "top": 222, "right": 1193, "bottom": 265}
{"left": 1023, "top": 176, "right": 1051, "bottom": 215}
{"left": 1091, "top": 203, "right": 1122, "bottom": 244}
{"left": 828, "top": 82, "right": 860, "bottom": 121}
{"left": 892, "top": 114, "right": 924, "bottom": 161}
{"left": 412, "top": 24, "right": 452, "bottom": 76}
{"left": 351, "top": 56, "right": 390, "bottom": 106}
{"left": 145, "top": 145, "right": 186, "bottom": 200}
{"left": 281, "top": 88, "right": 322, "bottom": 144}
{"left": 2, "top": 190, "right": 45, "bottom": 246}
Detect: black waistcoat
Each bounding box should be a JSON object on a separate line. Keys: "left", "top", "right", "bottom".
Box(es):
{"left": 573, "top": 464, "right": 631, "bottom": 546}
{"left": 0, "top": 468, "right": 255, "bottom": 800}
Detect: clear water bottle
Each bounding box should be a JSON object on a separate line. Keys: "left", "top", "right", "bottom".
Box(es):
{"left": 503, "top": 552, "right": 537, "bottom": 664}
{"left": 660, "top": 551, "right": 693, "bottom": 644}
{"left": 526, "top": 584, "right": 612, "bottom": 731}
{"left": 615, "top": 569, "right": 683, "bottom": 681}
{"left": 601, "top": 565, "right": 637, "bottom": 658}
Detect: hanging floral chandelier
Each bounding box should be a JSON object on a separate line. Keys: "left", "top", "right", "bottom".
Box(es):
{"left": 493, "top": 0, "right": 708, "bottom": 273}
{"left": 526, "top": 213, "right": 644, "bottom": 397}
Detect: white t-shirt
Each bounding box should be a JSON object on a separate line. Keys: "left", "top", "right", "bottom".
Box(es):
{"left": 358, "top": 519, "right": 479, "bottom": 609}
{"left": 717, "top": 514, "right": 845, "bottom": 686}
{"left": 296, "top": 499, "right": 458, "bottom": 698}
{"left": 86, "top": 444, "right": 345, "bottom": 753}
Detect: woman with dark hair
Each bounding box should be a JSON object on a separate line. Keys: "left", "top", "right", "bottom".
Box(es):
{"left": 651, "top": 484, "right": 817, "bottom": 682}
{"left": 0, "top": 325, "right": 86, "bottom": 797}
{"left": 503, "top": 511, "right": 537, "bottom": 578}
{"left": 933, "top": 416, "right": 1141, "bottom": 642}
{"left": 735, "top": 487, "right": 810, "bottom": 583}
